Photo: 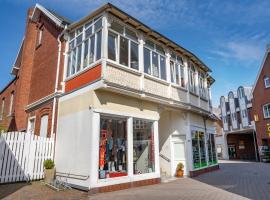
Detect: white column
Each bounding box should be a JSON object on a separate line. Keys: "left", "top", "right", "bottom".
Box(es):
{"left": 89, "top": 112, "right": 100, "bottom": 188}
{"left": 101, "top": 13, "right": 108, "bottom": 78}
{"left": 138, "top": 34, "right": 145, "bottom": 91}
{"left": 183, "top": 57, "right": 190, "bottom": 103}
{"left": 185, "top": 113, "right": 194, "bottom": 173}
{"left": 127, "top": 117, "right": 133, "bottom": 177}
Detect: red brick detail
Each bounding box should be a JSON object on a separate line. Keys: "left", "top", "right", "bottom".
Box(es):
{"left": 189, "top": 165, "right": 219, "bottom": 177}
{"left": 89, "top": 178, "right": 161, "bottom": 194}
{"left": 65, "top": 65, "right": 102, "bottom": 93}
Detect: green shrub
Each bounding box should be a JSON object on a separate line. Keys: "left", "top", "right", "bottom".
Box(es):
{"left": 44, "top": 159, "right": 55, "bottom": 169}
{"left": 176, "top": 162, "right": 184, "bottom": 171}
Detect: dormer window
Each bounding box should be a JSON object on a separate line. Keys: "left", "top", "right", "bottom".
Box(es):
{"left": 264, "top": 76, "right": 270, "bottom": 88}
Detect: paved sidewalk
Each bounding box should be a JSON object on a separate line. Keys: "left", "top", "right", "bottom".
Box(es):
{"left": 194, "top": 160, "right": 270, "bottom": 200}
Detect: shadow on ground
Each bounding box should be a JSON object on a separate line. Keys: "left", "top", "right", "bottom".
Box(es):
{"left": 193, "top": 160, "right": 270, "bottom": 200}
{"left": 0, "top": 182, "right": 30, "bottom": 199}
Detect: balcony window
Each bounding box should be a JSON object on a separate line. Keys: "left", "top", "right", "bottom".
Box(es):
{"left": 199, "top": 71, "right": 207, "bottom": 99}
{"left": 170, "top": 55, "right": 185, "bottom": 88}
{"left": 66, "top": 17, "right": 103, "bottom": 78}
{"left": 108, "top": 32, "right": 117, "bottom": 61}
{"left": 188, "top": 63, "right": 196, "bottom": 94}
{"left": 144, "top": 40, "right": 166, "bottom": 80}
{"left": 263, "top": 103, "right": 270, "bottom": 119}
{"left": 108, "top": 21, "right": 139, "bottom": 70}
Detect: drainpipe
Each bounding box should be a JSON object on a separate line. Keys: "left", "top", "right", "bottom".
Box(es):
{"left": 51, "top": 25, "right": 67, "bottom": 140}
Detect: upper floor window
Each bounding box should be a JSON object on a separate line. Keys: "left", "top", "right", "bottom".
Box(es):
{"left": 198, "top": 71, "right": 207, "bottom": 99}
{"left": 66, "top": 17, "right": 103, "bottom": 78}
{"left": 9, "top": 91, "right": 14, "bottom": 115}
{"left": 108, "top": 21, "right": 139, "bottom": 70}
{"left": 238, "top": 87, "right": 245, "bottom": 98}
{"left": 170, "top": 54, "right": 185, "bottom": 88}
{"left": 241, "top": 109, "right": 247, "bottom": 118}
{"left": 263, "top": 103, "right": 270, "bottom": 119}
{"left": 144, "top": 40, "right": 166, "bottom": 80}
{"left": 36, "top": 25, "right": 43, "bottom": 47}
{"left": 188, "top": 63, "right": 197, "bottom": 94}
{"left": 264, "top": 76, "right": 270, "bottom": 88}
{"left": 0, "top": 98, "right": 5, "bottom": 120}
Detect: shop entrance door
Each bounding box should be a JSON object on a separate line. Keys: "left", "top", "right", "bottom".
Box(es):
{"left": 228, "top": 144, "right": 237, "bottom": 159}
{"left": 171, "top": 135, "right": 186, "bottom": 176}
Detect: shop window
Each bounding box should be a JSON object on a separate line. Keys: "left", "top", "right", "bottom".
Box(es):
{"left": 99, "top": 117, "right": 127, "bottom": 179}
{"left": 207, "top": 134, "right": 217, "bottom": 165}
{"left": 133, "top": 119, "right": 155, "bottom": 174}
{"left": 192, "top": 130, "right": 206, "bottom": 169}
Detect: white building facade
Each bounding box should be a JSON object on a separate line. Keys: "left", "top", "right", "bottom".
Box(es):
{"left": 54, "top": 3, "right": 218, "bottom": 191}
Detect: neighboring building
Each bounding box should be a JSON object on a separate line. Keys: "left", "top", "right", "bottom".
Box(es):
{"left": 54, "top": 3, "right": 218, "bottom": 192}
{"left": 0, "top": 5, "right": 70, "bottom": 137}
{"left": 0, "top": 3, "right": 219, "bottom": 192}
{"left": 218, "top": 87, "right": 258, "bottom": 160}
{"left": 212, "top": 107, "right": 223, "bottom": 159}
{"left": 252, "top": 45, "right": 270, "bottom": 162}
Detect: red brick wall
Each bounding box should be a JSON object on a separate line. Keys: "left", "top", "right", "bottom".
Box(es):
{"left": 13, "top": 8, "right": 37, "bottom": 131}
{"left": 0, "top": 79, "right": 17, "bottom": 131}
{"left": 253, "top": 51, "right": 270, "bottom": 146}
{"left": 28, "top": 13, "right": 62, "bottom": 104}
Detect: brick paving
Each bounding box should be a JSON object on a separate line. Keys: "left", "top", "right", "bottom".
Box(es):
{"left": 194, "top": 160, "right": 270, "bottom": 200}
{"left": 2, "top": 160, "right": 269, "bottom": 200}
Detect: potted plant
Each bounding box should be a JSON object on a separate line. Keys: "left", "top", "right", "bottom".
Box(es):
{"left": 44, "top": 159, "right": 55, "bottom": 184}
{"left": 176, "top": 162, "right": 184, "bottom": 177}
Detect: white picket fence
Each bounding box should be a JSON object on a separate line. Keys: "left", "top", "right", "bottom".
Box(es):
{"left": 0, "top": 132, "right": 54, "bottom": 183}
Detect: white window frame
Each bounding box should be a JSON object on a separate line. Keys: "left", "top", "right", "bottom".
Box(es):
{"left": 107, "top": 20, "right": 139, "bottom": 70}
{"left": 263, "top": 103, "right": 270, "bottom": 119}
{"left": 143, "top": 39, "right": 166, "bottom": 81}
{"left": 27, "top": 116, "right": 36, "bottom": 133}
{"left": 9, "top": 91, "right": 14, "bottom": 115}
{"left": 188, "top": 62, "right": 197, "bottom": 94}
{"left": 264, "top": 76, "right": 270, "bottom": 88}
{"left": 66, "top": 16, "right": 103, "bottom": 79}
{"left": 170, "top": 55, "right": 185, "bottom": 88}
{"left": 0, "top": 98, "right": 5, "bottom": 120}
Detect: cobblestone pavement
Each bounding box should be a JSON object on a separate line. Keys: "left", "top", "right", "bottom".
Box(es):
{"left": 194, "top": 160, "right": 270, "bottom": 200}
{"left": 2, "top": 160, "right": 269, "bottom": 200}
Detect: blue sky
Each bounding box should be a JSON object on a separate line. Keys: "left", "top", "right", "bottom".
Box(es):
{"left": 0, "top": 0, "right": 269, "bottom": 106}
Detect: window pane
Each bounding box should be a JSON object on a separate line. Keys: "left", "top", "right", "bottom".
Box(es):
{"left": 144, "top": 48, "right": 151, "bottom": 74}
{"left": 120, "top": 36, "right": 128, "bottom": 66}
{"left": 145, "top": 40, "right": 154, "bottom": 49}
{"left": 83, "top": 39, "right": 89, "bottom": 68}
{"left": 94, "top": 18, "right": 102, "bottom": 31}
{"left": 199, "top": 132, "right": 206, "bottom": 167}
{"left": 130, "top": 42, "right": 139, "bottom": 70}
{"left": 160, "top": 56, "right": 166, "bottom": 80}
{"left": 76, "top": 44, "right": 82, "bottom": 72}
{"left": 133, "top": 119, "right": 155, "bottom": 174}
{"left": 90, "top": 35, "right": 95, "bottom": 64}
{"left": 85, "top": 26, "right": 92, "bottom": 38}
{"left": 152, "top": 52, "right": 159, "bottom": 78}
{"left": 69, "top": 40, "right": 75, "bottom": 49}
{"left": 96, "top": 31, "right": 102, "bottom": 60}
{"left": 108, "top": 32, "right": 117, "bottom": 61}
{"left": 99, "top": 117, "right": 127, "bottom": 179}
{"left": 170, "top": 61, "right": 175, "bottom": 83}
{"left": 208, "top": 134, "right": 213, "bottom": 163}
{"left": 180, "top": 65, "right": 185, "bottom": 87}
{"left": 71, "top": 50, "right": 76, "bottom": 75}
{"left": 126, "top": 28, "right": 137, "bottom": 41}
{"left": 111, "top": 21, "right": 124, "bottom": 34}
{"left": 156, "top": 45, "right": 165, "bottom": 55}
{"left": 211, "top": 134, "right": 217, "bottom": 164}
{"left": 175, "top": 65, "right": 180, "bottom": 84}
{"left": 192, "top": 131, "right": 200, "bottom": 169}
{"left": 76, "top": 34, "right": 82, "bottom": 44}
{"left": 66, "top": 55, "right": 71, "bottom": 77}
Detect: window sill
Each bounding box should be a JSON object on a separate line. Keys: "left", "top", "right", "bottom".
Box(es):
{"left": 189, "top": 91, "right": 199, "bottom": 97}
{"left": 144, "top": 73, "right": 169, "bottom": 86}
{"left": 200, "top": 96, "right": 208, "bottom": 102}
{"left": 35, "top": 43, "right": 42, "bottom": 50}
{"left": 107, "top": 60, "right": 141, "bottom": 76}
{"left": 171, "top": 83, "right": 187, "bottom": 92}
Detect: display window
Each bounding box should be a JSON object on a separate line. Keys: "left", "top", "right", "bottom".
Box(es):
{"left": 192, "top": 130, "right": 207, "bottom": 169}
{"left": 207, "top": 133, "right": 217, "bottom": 165}
{"left": 133, "top": 119, "right": 155, "bottom": 174}
{"left": 99, "top": 116, "right": 128, "bottom": 179}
